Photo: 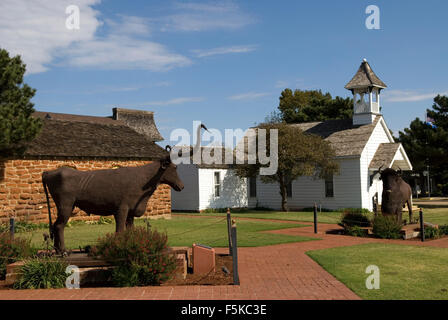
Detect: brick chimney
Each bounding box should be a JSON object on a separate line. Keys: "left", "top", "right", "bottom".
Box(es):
{"left": 113, "top": 108, "right": 164, "bottom": 142}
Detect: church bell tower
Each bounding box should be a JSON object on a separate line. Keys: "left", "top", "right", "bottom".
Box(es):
{"left": 345, "top": 59, "right": 387, "bottom": 126}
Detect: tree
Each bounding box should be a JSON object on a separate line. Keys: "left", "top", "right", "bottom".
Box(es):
{"left": 398, "top": 95, "right": 448, "bottom": 195}
{"left": 234, "top": 123, "right": 339, "bottom": 211}
{"left": 276, "top": 88, "right": 353, "bottom": 123}
{"left": 0, "top": 49, "right": 42, "bottom": 158}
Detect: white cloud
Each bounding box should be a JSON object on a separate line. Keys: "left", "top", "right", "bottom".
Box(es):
{"left": 137, "top": 97, "right": 205, "bottom": 106}
{"left": 159, "top": 1, "right": 256, "bottom": 32}
{"left": 0, "top": 0, "right": 100, "bottom": 73}
{"left": 274, "top": 80, "right": 289, "bottom": 88}
{"left": 383, "top": 90, "right": 448, "bottom": 102}
{"left": 66, "top": 35, "right": 191, "bottom": 71}
{"left": 228, "top": 92, "right": 271, "bottom": 100}
{"left": 192, "top": 45, "right": 257, "bottom": 58}
{"left": 0, "top": 0, "right": 191, "bottom": 74}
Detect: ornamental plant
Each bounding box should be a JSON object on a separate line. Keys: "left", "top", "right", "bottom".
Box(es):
{"left": 89, "top": 227, "right": 176, "bottom": 287}
{"left": 372, "top": 215, "right": 403, "bottom": 239}
{"left": 13, "top": 257, "right": 68, "bottom": 289}
{"left": 0, "top": 233, "right": 35, "bottom": 279}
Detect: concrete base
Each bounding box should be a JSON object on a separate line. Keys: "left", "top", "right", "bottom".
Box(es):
{"left": 4, "top": 247, "right": 190, "bottom": 287}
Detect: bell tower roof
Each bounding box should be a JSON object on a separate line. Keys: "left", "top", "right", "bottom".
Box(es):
{"left": 345, "top": 59, "right": 387, "bottom": 90}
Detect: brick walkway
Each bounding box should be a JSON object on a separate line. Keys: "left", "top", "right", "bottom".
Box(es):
{"left": 1, "top": 220, "right": 447, "bottom": 300}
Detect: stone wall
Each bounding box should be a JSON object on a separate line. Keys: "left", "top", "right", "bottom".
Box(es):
{"left": 0, "top": 158, "right": 171, "bottom": 223}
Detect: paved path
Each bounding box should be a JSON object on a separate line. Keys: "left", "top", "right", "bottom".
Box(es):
{"left": 1, "top": 220, "right": 447, "bottom": 300}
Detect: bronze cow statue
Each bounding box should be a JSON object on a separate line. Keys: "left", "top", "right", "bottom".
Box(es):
{"left": 379, "top": 167, "right": 413, "bottom": 224}
{"left": 42, "top": 146, "right": 184, "bottom": 253}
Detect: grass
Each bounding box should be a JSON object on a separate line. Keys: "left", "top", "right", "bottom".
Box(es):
{"left": 418, "top": 207, "right": 448, "bottom": 225}
{"left": 176, "top": 207, "right": 448, "bottom": 225}
{"left": 307, "top": 243, "right": 448, "bottom": 300}
{"left": 16, "top": 216, "right": 317, "bottom": 250}
{"left": 176, "top": 211, "right": 347, "bottom": 224}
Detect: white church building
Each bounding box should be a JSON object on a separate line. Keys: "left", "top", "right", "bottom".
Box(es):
{"left": 172, "top": 60, "right": 413, "bottom": 212}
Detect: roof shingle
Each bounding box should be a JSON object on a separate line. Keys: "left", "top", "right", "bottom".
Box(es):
{"left": 26, "top": 112, "right": 167, "bottom": 159}
{"left": 345, "top": 60, "right": 387, "bottom": 90}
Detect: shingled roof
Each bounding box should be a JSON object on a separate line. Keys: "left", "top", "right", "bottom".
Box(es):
{"left": 368, "top": 143, "right": 401, "bottom": 169}
{"left": 345, "top": 59, "right": 387, "bottom": 90}
{"left": 26, "top": 111, "right": 167, "bottom": 159}
{"left": 289, "top": 117, "right": 381, "bottom": 157}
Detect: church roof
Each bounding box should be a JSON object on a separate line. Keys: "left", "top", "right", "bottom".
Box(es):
{"left": 290, "top": 117, "right": 381, "bottom": 157}
{"left": 368, "top": 143, "right": 401, "bottom": 169}
{"left": 345, "top": 59, "right": 387, "bottom": 90}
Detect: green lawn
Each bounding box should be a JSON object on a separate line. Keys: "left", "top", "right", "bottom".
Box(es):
{"left": 16, "top": 216, "right": 317, "bottom": 250}
{"left": 176, "top": 207, "right": 448, "bottom": 225}
{"left": 419, "top": 208, "right": 448, "bottom": 225}
{"left": 175, "top": 211, "right": 346, "bottom": 224}
{"left": 307, "top": 243, "right": 448, "bottom": 300}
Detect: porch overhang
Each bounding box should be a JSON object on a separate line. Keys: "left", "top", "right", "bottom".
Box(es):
{"left": 369, "top": 143, "right": 413, "bottom": 171}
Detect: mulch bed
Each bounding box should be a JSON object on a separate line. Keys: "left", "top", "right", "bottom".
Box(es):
{"left": 163, "top": 253, "right": 234, "bottom": 286}
{"left": 0, "top": 253, "right": 235, "bottom": 290}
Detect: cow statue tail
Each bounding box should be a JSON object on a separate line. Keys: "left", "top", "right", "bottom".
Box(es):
{"left": 42, "top": 172, "right": 54, "bottom": 240}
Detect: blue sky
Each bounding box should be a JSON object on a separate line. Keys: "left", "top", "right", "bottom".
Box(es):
{"left": 2, "top": 0, "right": 448, "bottom": 146}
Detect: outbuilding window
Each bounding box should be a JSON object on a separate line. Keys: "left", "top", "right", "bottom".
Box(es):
{"left": 214, "top": 172, "right": 221, "bottom": 197}
{"left": 286, "top": 180, "right": 292, "bottom": 198}
{"left": 325, "top": 175, "right": 334, "bottom": 198}
{"left": 249, "top": 176, "right": 257, "bottom": 198}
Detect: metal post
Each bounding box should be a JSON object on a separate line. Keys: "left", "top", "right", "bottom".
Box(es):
{"left": 9, "top": 218, "right": 15, "bottom": 241}
{"left": 419, "top": 208, "right": 425, "bottom": 242}
{"left": 231, "top": 219, "right": 239, "bottom": 285}
{"left": 313, "top": 203, "right": 318, "bottom": 234}
{"left": 226, "top": 208, "right": 232, "bottom": 256}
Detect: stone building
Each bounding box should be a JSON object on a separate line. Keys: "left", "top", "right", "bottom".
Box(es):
{"left": 0, "top": 108, "right": 171, "bottom": 223}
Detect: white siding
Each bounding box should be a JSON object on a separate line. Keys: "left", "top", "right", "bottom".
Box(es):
{"left": 171, "top": 164, "right": 199, "bottom": 211}
{"left": 360, "top": 117, "right": 394, "bottom": 210}
{"left": 198, "top": 169, "right": 248, "bottom": 210}
{"left": 255, "top": 158, "right": 362, "bottom": 210}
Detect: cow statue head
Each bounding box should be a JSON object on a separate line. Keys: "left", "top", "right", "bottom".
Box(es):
{"left": 378, "top": 166, "right": 401, "bottom": 194}
{"left": 159, "top": 145, "right": 184, "bottom": 192}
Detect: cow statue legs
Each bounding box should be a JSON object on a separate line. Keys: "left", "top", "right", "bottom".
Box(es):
{"left": 407, "top": 198, "right": 413, "bottom": 223}
{"left": 126, "top": 215, "right": 135, "bottom": 228}
{"left": 114, "top": 207, "right": 129, "bottom": 233}
{"left": 53, "top": 205, "right": 72, "bottom": 254}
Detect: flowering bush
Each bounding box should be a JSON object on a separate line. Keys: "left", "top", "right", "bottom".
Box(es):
{"left": 89, "top": 227, "right": 176, "bottom": 287}
{"left": 0, "top": 233, "right": 35, "bottom": 279}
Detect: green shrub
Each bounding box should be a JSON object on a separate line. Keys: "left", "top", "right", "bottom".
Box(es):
{"left": 66, "top": 220, "right": 86, "bottom": 228}
{"left": 342, "top": 208, "right": 372, "bottom": 214}
{"left": 302, "top": 207, "right": 334, "bottom": 212}
{"left": 424, "top": 226, "right": 440, "bottom": 239}
{"left": 14, "top": 221, "right": 48, "bottom": 233}
{"left": 89, "top": 227, "right": 176, "bottom": 287}
{"left": 372, "top": 215, "right": 403, "bottom": 239}
{"left": 439, "top": 225, "right": 448, "bottom": 236}
{"left": 13, "top": 257, "right": 68, "bottom": 289}
{"left": 0, "top": 233, "right": 35, "bottom": 280}
{"left": 339, "top": 212, "right": 371, "bottom": 228}
{"left": 0, "top": 223, "right": 7, "bottom": 233}
{"left": 345, "top": 225, "right": 368, "bottom": 237}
